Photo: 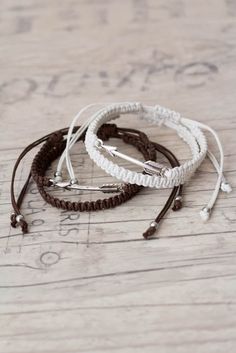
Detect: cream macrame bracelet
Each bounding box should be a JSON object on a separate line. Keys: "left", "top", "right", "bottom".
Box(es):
{"left": 85, "top": 103, "right": 208, "bottom": 187}
{"left": 56, "top": 102, "right": 231, "bottom": 221}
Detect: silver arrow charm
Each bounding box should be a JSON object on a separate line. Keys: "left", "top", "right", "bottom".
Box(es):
{"left": 97, "top": 139, "right": 169, "bottom": 176}
{"left": 50, "top": 179, "right": 124, "bottom": 193}
{"left": 99, "top": 143, "right": 118, "bottom": 157}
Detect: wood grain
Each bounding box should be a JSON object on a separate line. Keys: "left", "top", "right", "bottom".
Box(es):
{"left": 0, "top": 0, "right": 236, "bottom": 352}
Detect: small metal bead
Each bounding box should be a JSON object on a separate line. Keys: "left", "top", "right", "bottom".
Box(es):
{"left": 95, "top": 139, "right": 103, "bottom": 149}
{"left": 54, "top": 176, "right": 63, "bottom": 183}
{"left": 54, "top": 171, "right": 62, "bottom": 177}
{"left": 16, "top": 214, "right": 24, "bottom": 222}
{"left": 221, "top": 182, "right": 232, "bottom": 193}
{"left": 70, "top": 178, "right": 78, "bottom": 185}
{"left": 54, "top": 171, "right": 63, "bottom": 183}
{"left": 202, "top": 207, "right": 211, "bottom": 213}
{"left": 200, "top": 206, "right": 211, "bottom": 222}
{"left": 175, "top": 195, "right": 182, "bottom": 201}
{"left": 150, "top": 221, "right": 158, "bottom": 229}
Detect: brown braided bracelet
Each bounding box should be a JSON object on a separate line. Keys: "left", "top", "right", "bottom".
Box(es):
{"left": 31, "top": 125, "right": 153, "bottom": 210}
{"left": 10, "top": 124, "right": 183, "bottom": 238}
{"left": 10, "top": 124, "right": 154, "bottom": 234}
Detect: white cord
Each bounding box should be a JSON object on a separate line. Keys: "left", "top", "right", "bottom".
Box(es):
{"left": 56, "top": 102, "right": 133, "bottom": 181}
{"left": 56, "top": 103, "right": 112, "bottom": 181}
{"left": 182, "top": 118, "right": 230, "bottom": 220}
{"left": 207, "top": 150, "right": 232, "bottom": 193}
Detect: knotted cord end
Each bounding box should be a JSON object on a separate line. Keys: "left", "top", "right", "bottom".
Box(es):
{"left": 98, "top": 124, "right": 118, "bottom": 141}
{"left": 10, "top": 213, "right": 17, "bottom": 228}
{"left": 200, "top": 207, "right": 211, "bottom": 222}
{"left": 19, "top": 218, "right": 28, "bottom": 234}
{"left": 10, "top": 214, "right": 28, "bottom": 234}
{"left": 143, "top": 221, "right": 159, "bottom": 239}
{"left": 221, "top": 182, "right": 232, "bottom": 193}
{"left": 172, "top": 196, "right": 183, "bottom": 211}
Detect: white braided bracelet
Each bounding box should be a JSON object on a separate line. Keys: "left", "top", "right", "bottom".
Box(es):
{"left": 85, "top": 103, "right": 208, "bottom": 188}
{"left": 56, "top": 102, "right": 231, "bottom": 221}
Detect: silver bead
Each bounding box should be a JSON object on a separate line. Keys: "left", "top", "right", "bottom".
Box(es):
{"left": 54, "top": 171, "right": 62, "bottom": 177}
{"left": 53, "top": 171, "right": 63, "bottom": 183}
{"left": 70, "top": 178, "right": 78, "bottom": 185}
{"left": 202, "top": 206, "right": 211, "bottom": 213}
{"left": 200, "top": 206, "right": 211, "bottom": 222}
{"left": 150, "top": 221, "right": 158, "bottom": 229}
{"left": 175, "top": 195, "right": 182, "bottom": 201}
{"left": 16, "top": 214, "right": 24, "bottom": 222}
{"left": 95, "top": 139, "right": 103, "bottom": 149}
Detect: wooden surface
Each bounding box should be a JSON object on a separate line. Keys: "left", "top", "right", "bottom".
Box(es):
{"left": 0, "top": 0, "right": 236, "bottom": 352}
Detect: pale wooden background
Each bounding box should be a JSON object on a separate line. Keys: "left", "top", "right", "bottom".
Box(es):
{"left": 0, "top": 0, "right": 236, "bottom": 352}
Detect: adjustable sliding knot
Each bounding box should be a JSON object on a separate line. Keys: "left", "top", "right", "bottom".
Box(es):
{"left": 139, "top": 105, "right": 163, "bottom": 125}
{"left": 121, "top": 133, "right": 136, "bottom": 145}
{"left": 48, "top": 131, "right": 64, "bottom": 145}
{"left": 146, "top": 143, "right": 156, "bottom": 161}
{"left": 138, "top": 131, "right": 150, "bottom": 145}
{"left": 143, "top": 221, "right": 159, "bottom": 239}
{"left": 153, "top": 105, "right": 168, "bottom": 126}
{"left": 138, "top": 133, "right": 157, "bottom": 161}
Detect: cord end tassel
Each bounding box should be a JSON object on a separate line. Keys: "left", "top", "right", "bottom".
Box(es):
{"left": 221, "top": 182, "right": 232, "bottom": 194}
{"left": 143, "top": 221, "right": 159, "bottom": 239}
{"left": 10, "top": 213, "right": 18, "bottom": 228}
{"left": 10, "top": 214, "right": 28, "bottom": 234}
{"left": 199, "top": 207, "right": 211, "bottom": 222}
{"left": 172, "top": 196, "right": 183, "bottom": 211}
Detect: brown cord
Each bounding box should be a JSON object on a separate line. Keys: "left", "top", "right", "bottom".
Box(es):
{"left": 10, "top": 124, "right": 183, "bottom": 238}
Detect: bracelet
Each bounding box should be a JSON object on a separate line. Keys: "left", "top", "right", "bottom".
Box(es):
{"left": 56, "top": 103, "right": 206, "bottom": 188}
{"left": 85, "top": 102, "right": 208, "bottom": 187}
{"left": 10, "top": 124, "right": 183, "bottom": 238}
{"left": 59, "top": 102, "right": 230, "bottom": 221}
{"left": 31, "top": 124, "right": 150, "bottom": 212}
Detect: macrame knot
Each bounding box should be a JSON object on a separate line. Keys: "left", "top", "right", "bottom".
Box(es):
{"left": 138, "top": 131, "right": 150, "bottom": 145}
{"left": 48, "top": 131, "right": 64, "bottom": 145}
{"left": 146, "top": 142, "right": 156, "bottom": 161}
{"left": 121, "top": 133, "right": 134, "bottom": 145}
